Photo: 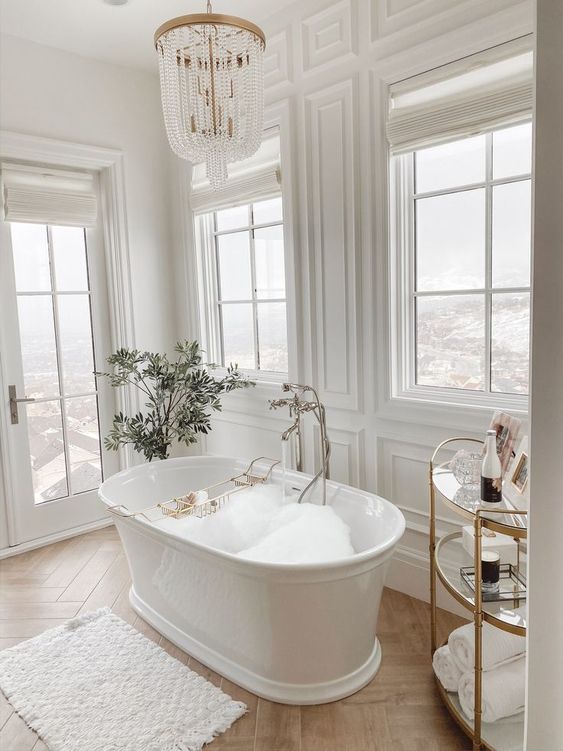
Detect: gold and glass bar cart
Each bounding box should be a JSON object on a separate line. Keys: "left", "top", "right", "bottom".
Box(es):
{"left": 429, "top": 438, "right": 527, "bottom": 751}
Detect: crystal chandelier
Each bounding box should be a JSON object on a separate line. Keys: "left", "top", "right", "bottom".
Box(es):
{"left": 154, "top": 2, "right": 266, "bottom": 190}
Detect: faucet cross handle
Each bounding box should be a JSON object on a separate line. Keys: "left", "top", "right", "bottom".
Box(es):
{"left": 269, "top": 397, "right": 293, "bottom": 410}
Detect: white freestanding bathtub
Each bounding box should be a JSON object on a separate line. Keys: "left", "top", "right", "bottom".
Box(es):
{"left": 99, "top": 456, "right": 405, "bottom": 705}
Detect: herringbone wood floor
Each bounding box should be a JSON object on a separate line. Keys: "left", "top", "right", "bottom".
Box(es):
{"left": 0, "top": 525, "right": 470, "bottom": 750}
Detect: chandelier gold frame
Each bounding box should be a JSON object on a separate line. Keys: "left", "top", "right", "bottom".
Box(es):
{"left": 154, "top": 14, "right": 266, "bottom": 49}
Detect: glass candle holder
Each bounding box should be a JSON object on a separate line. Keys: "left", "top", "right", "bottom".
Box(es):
{"left": 481, "top": 550, "right": 501, "bottom": 593}
{"left": 451, "top": 450, "right": 482, "bottom": 486}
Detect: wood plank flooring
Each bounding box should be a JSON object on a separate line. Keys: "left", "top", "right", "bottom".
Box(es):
{"left": 0, "top": 526, "right": 470, "bottom": 750}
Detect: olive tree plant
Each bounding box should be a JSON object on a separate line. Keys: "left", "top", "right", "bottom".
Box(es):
{"left": 97, "top": 340, "right": 254, "bottom": 462}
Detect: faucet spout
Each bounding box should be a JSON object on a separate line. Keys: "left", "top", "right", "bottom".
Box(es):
{"left": 281, "top": 420, "right": 299, "bottom": 442}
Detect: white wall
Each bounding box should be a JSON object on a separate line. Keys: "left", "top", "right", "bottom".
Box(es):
{"left": 188, "top": 0, "right": 534, "bottom": 606}
{"left": 525, "top": 1, "right": 563, "bottom": 747}
{"left": 0, "top": 34, "right": 178, "bottom": 548}
{"left": 0, "top": 34, "right": 177, "bottom": 352}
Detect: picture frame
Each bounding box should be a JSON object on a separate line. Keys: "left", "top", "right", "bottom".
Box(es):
{"left": 503, "top": 436, "right": 529, "bottom": 511}
{"left": 487, "top": 411, "right": 522, "bottom": 474}
{"left": 511, "top": 452, "right": 529, "bottom": 494}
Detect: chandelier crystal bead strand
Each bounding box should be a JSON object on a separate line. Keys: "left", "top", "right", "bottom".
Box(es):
{"left": 154, "top": 1, "right": 266, "bottom": 189}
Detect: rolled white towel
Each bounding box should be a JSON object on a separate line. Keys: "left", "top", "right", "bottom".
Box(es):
{"left": 458, "top": 656, "right": 526, "bottom": 723}
{"left": 432, "top": 645, "right": 462, "bottom": 692}
{"left": 448, "top": 607, "right": 526, "bottom": 672}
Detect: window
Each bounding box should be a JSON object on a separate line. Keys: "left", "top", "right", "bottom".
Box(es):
{"left": 10, "top": 222, "right": 103, "bottom": 502}
{"left": 200, "top": 195, "right": 288, "bottom": 375}
{"left": 392, "top": 121, "right": 532, "bottom": 405}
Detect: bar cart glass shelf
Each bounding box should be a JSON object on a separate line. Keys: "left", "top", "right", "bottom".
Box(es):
{"left": 430, "top": 438, "right": 527, "bottom": 751}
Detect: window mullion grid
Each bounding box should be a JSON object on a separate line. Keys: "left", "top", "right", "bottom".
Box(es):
{"left": 484, "top": 133, "right": 493, "bottom": 394}
{"left": 29, "top": 391, "right": 98, "bottom": 404}
{"left": 82, "top": 227, "right": 98, "bottom": 390}
{"left": 205, "top": 214, "right": 223, "bottom": 365}
{"left": 47, "top": 225, "right": 73, "bottom": 499}
{"left": 219, "top": 298, "right": 286, "bottom": 304}
{"left": 82, "top": 228, "right": 104, "bottom": 480}
{"left": 414, "top": 286, "right": 528, "bottom": 297}
{"left": 213, "top": 213, "right": 226, "bottom": 367}
{"left": 212, "top": 218, "right": 283, "bottom": 237}
{"left": 410, "top": 154, "right": 419, "bottom": 390}
{"left": 412, "top": 173, "right": 530, "bottom": 202}
{"left": 248, "top": 203, "right": 260, "bottom": 371}
{"left": 12, "top": 289, "right": 92, "bottom": 296}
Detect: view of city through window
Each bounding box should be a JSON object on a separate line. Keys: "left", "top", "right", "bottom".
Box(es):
{"left": 412, "top": 122, "right": 532, "bottom": 395}
{"left": 212, "top": 196, "right": 288, "bottom": 373}
{"left": 11, "top": 223, "right": 102, "bottom": 504}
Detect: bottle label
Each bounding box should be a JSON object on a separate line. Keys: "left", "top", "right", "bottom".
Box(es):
{"left": 480, "top": 476, "right": 502, "bottom": 503}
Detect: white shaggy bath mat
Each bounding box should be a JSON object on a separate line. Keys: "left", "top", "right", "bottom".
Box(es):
{"left": 0, "top": 607, "right": 246, "bottom": 751}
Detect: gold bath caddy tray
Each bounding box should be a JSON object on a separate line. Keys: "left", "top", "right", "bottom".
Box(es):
{"left": 107, "top": 456, "right": 280, "bottom": 523}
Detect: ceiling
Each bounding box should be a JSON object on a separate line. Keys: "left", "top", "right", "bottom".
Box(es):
{"left": 0, "top": 0, "right": 290, "bottom": 72}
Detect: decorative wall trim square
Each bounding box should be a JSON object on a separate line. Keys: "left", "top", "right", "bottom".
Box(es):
{"left": 302, "top": 0, "right": 357, "bottom": 73}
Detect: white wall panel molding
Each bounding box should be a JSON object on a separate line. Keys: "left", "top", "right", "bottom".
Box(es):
{"left": 378, "top": 441, "right": 428, "bottom": 521}
{"left": 211, "top": 385, "right": 291, "bottom": 422}
{"left": 375, "top": 399, "right": 501, "bottom": 435}
{"left": 170, "top": 156, "right": 201, "bottom": 344}
{"left": 264, "top": 99, "right": 303, "bottom": 384}
{"left": 264, "top": 28, "right": 293, "bottom": 91}
{"left": 370, "top": 0, "right": 532, "bottom": 48}
{"left": 374, "top": 418, "right": 470, "bottom": 451}
{"left": 371, "top": 0, "right": 533, "bottom": 69}
{"left": 397, "top": 503, "right": 458, "bottom": 539}
{"left": 302, "top": 0, "right": 358, "bottom": 74}
{"left": 205, "top": 416, "right": 287, "bottom": 461}
{"left": 371, "top": 0, "right": 472, "bottom": 41}
{"left": 290, "top": 97, "right": 317, "bottom": 388}
{"left": 367, "top": 72, "right": 390, "bottom": 418}
{"left": 305, "top": 76, "right": 361, "bottom": 412}
{"left": 314, "top": 426, "right": 365, "bottom": 487}
{"left": 376, "top": 437, "right": 464, "bottom": 528}
{"left": 210, "top": 410, "right": 287, "bottom": 434}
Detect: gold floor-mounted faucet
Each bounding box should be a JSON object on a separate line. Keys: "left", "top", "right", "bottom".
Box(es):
{"left": 270, "top": 383, "right": 331, "bottom": 505}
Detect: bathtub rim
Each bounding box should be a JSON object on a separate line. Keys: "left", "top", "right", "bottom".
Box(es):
{"left": 99, "top": 454, "right": 406, "bottom": 574}
{"left": 128, "top": 583, "right": 383, "bottom": 705}
{"left": 113, "top": 512, "right": 398, "bottom": 584}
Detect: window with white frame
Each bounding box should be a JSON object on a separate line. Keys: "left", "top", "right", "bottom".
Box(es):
{"left": 388, "top": 43, "right": 533, "bottom": 407}
{"left": 199, "top": 195, "right": 288, "bottom": 375}
{"left": 395, "top": 123, "right": 532, "bottom": 399}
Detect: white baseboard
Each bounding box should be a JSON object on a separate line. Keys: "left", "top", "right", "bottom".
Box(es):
{"left": 0, "top": 518, "right": 114, "bottom": 559}
{"left": 387, "top": 544, "right": 468, "bottom": 618}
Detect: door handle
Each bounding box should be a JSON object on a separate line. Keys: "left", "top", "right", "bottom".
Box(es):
{"left": 8, "top": 385, "right": 35, "bottom": 425}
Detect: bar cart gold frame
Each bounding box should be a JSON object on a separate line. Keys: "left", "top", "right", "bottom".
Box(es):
{"left": 429, "top": 438, "right": 527, "bottom": 751}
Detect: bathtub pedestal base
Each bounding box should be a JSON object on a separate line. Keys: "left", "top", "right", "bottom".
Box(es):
{"left": 129, "top": 586, "right": 382, "bottom": 705}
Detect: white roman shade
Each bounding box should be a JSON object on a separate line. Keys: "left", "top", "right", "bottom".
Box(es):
{"left": 190, "top": 131, "right": 281, "bottom": 214}
{"left": 387, "top": 40, "right": 533, "bottom": 154}
{"left": 2, "top": 163, "right": 97, "bottom": 227}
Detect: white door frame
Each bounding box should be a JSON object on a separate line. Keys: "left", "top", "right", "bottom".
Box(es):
{"left": 0, "top": 131, "right": 138, "bottom": 548}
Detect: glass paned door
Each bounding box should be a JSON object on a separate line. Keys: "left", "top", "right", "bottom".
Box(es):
{"left": 1, "top": 221, "right": 118, "bottom": 545}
